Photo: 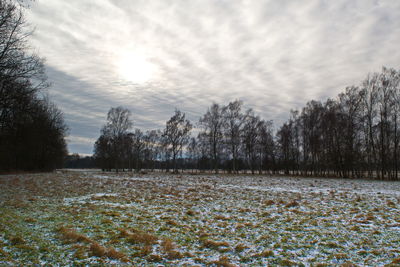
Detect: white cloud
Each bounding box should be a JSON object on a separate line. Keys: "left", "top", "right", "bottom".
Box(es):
{"left": 26, "top": 0, "right": 400, "bottom": 154}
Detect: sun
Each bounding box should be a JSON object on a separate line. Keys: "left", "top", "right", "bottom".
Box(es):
{"left": 116, "top": 51, "right": 156, "bottom": 84}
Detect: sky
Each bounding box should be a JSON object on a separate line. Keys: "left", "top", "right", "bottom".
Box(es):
{"left": 25, "top": 0, "right": 400, "bottom": 156}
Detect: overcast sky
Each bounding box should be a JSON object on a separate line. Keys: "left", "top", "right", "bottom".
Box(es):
{"left": 26, "top": 0, "right": 400, "bottom": 155}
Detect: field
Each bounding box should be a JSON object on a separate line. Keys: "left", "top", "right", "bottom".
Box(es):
{"left": 0, "top": 170, "right": 400, "bottom": 266}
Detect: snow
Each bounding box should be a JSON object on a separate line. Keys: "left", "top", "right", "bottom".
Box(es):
{"left": 1, "top": 171, "right": 399, "bottom": 266}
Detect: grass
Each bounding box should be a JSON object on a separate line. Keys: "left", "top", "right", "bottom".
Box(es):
{"left": 0, "top": 171, "right": 399, "bottom": 265}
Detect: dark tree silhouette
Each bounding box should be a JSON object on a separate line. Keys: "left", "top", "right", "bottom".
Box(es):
{"left": 163, "top": 109, "right": 192, "bottom": 173}
{"left": 0, "top": 0, "right": 67, "bottom": 172}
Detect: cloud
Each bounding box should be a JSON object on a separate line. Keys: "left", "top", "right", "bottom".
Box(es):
{"left": 26, "top": 0, "right": 400, "bottom": 154}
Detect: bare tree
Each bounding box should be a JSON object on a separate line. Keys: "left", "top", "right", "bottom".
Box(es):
{"left": 199, "top": 103, "right": 224, "bottom": 173}
{"left": 187, "top": 137, "right": 199, "bottom": 173}
{"left": 143, "top": 129, "right": 162, "bottom": 171}
{"left": 101, "top": 106, "right": 133, "bottom": 172}
{"left": 163, "top": 109, "right": 192, "bottom": 173}
{"left": 242, "top": 109, "right": 262, "bottom": 174}
{"left": 222, "top": 100, "right": 244, "bottom": 173}
{"left": 0, "top": 0, "right": 67, "bottom": 172}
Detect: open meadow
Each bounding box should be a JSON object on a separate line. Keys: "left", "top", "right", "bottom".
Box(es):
{"left": 0, "top": 170, "right": 400, "bottom": 266}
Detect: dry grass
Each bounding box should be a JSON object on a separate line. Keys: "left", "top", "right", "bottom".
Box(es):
{"left": 166, "top": 219, "right": 179, "bottom": 226}
{"left": 279, "top": 259, "right": 297, "bottom": 266}
{"left": 117, "top": 228, "right": 159, "bottom": 245}
{"left": 210, "top": 256, "right": 236, "bottom": 267}
{"left": 161, "top": 238, "right": 183, "bottom": 260}
{"left": 339, "top": 262, "right": 359, "bottom": 267}
{"left": 201, "top": 239, "right": 230, "bottom": 250}
{"left": 9, "top": 236, "right": 26, "bottom": 245}
{"left": 1, "top": 172, "right": 400, "bottom": 265}
{"left": 55, "top": 226, "right": 92, "bottom": 244}
{"left": 252, "top": 250, "right": 274, "bottom": 258}
{"left": 147, "top": 254, "right": 163, "bottom": 262}
{"left": 161, "top": 238, "right": 175, "bottom": 252}
{"left": 264, "top": 199, "right": 275, "bottom": 205}
{"left": 387, "top": 200, "right": 396, "bottom": 208}
{"left": 24, "top": 217, "right": 36, "bottom": 223}
{"left": 335, "top": 253, "right": 349, "bottom": 259}
{"left": 285, "top": 200, "right": 299, "bottom": 208}
{"left": 214, "top": 214, "right": 230, "bottom": 220}
{"left": 89, "top": 242, "right": 107, "bottom": 257}
{"left": 186, "top": 209, "right": 196, "bottom": 216}
{"left": 234, "top": 243, "right": 248, "bottom": 252}
{"left": 392, "top": 258, "right": 400, "bottom": 264}
{"left": 89, "top": 242, "right": 127, "bottom": 261}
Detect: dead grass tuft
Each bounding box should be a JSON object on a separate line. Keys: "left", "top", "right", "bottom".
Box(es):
{"left": 101, "top": 210, "right": 121, "bottom": 217}
{"left": 106, "top": 247, "right": 128, "bottom": 261}
{"left": 89, "top": 242, "right": 128, "bottom": 261}
{"left": 166, "top": 219, "right": 179, "bottom": 226}
{"left": 147, "top": 254, "right": 163, "bottom": 262}
{"left": 253, "top": 250, "right": 274, "bottom": 258}
{"left": 340, "top": 262, "right": 359, "bottom": 267}
{"left": 210, "top": 256, "right": 236, "bottom": 267}
{"left": 186, "top": 210, "right": 196, "bottom": 216}
{"left": 201, "top": 239, "right": 230, "bottom": 250}
{"left": 392, "top": 258, "right": 400, "bottom": 264}
{"left": 9, "top": 236, "right": 26, "bottom": 245}
{"left": 234, "top": 243, "right": 248, "bottom": 252}
{"left": 285, "top": 200, "right": 299, "bottom": 208}
{"left": 387, "top": 200, "right": 396, "bottom": 208}
{"left": 161, "top": 238, "right": 176, "bottom": 252}
{"left": 89, "top": 242, "right": 107, "bottom": 257}
{"left": 161, "top": 239, "right": 183, "bottom": 259}
{"left": 264, "top": 199, "right": 275, "bottom": 205}
{"left": 24, "top": 217, "right": 36, "bottom": 223}
{"left": 126, "top": 231, "right": 158, "bottom": 245}
{"left": 56, "top": 226, "right": 92, "bottom": 243}
{"left": 214, "top": 214, "right": 230, "bottom": 220}
{"left": 280, "top": 259, "right": 297, "bottom": 266}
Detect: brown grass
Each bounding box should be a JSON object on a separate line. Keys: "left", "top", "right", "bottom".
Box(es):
{"left": 24, "top": 217, "right": 36, "bottom": 223}
{"left": 387, "top": 200, "right": 396, "bottom": 208}
{"left": 161, "top": 239, "right": 183, "bottom": 260}
{"left": 210, "top": 256, "right": 236, "bottom": 267}
{"left": 201, "top": 239, "right": 230, "bottom": 249}
{"left": 106, "top": 247, "right": 127, "bottom": 261}
{"left": 72, "top": 244, "right": 86, "bottom": 259}
{"left": 166, "top": 219, "right": 179, "bottom": 226}
{"left": 392, "top": 258, "right": 400, "bottom": 264}
{"left": 56, "top": 226, "right": 92, "bottom": 243}
{"left": 147, "top": 254, "right": 163, "bottom": 262}
{"left": 285, "top": 200, "right": 299, "bottom": 208}
{"left": 264, "top": 199, "right": 275, "bottom": 205}
{"left": 161, "top": 238, "right": 176, "bottom": 252}
{"left": 89, "top": 242, "right": 107, "bottom": 257}
{"left": 9, "top": 236, "right": 26, "bottom": 245}
{"left": 340, "top": 262, "right": 359, "bottom": 267}
{"left": 335, "top": 253, "right": 349, "bottom": 259}
{"left": 132, "top": 245, "right": 153, "bottom": 257}
{"left": 127, "top": 232, "right": 158, "bottom": 245}
{"left": 280, "top": 259, "right": 297, "bottom": 266}
{"left": 214, "top": 214, "right": 230, "bottom": 220}
{"left": 186, "top": 210, "right": 196, "bottom": 216}
{"left": 89, "top": 242, "right": 128, "bottom": 261}
{"left": 234, "top": 243, "right": 248, "bottom": 252}
{"left": 253, "top": 250, "right": 274, "bottom": 258}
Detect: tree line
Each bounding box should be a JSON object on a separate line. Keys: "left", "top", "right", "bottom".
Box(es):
{"left": 277, "top": 67, "right": 400, "bottom": 179}
{"left": 94, "top": 67, "right": 400, "bottom": 180}
{"left": 0, "top": 0, "right": 68, "bottom": 172}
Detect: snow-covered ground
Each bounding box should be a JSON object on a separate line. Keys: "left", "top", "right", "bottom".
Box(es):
{"left": 0, "top": 171, "right": 399, "bottom": 266}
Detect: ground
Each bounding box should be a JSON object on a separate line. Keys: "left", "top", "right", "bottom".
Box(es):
{"left": 0, "top": 170, "right": 400, "bottom": 266}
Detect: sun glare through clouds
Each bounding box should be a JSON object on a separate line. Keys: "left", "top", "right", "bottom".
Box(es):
{"left": 116, "top": 51, "right": 156, "bottom": 84}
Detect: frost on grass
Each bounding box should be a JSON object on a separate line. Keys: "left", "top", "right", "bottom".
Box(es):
{"left": 0, "top": 171, "right": 399, "bottom": 266}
